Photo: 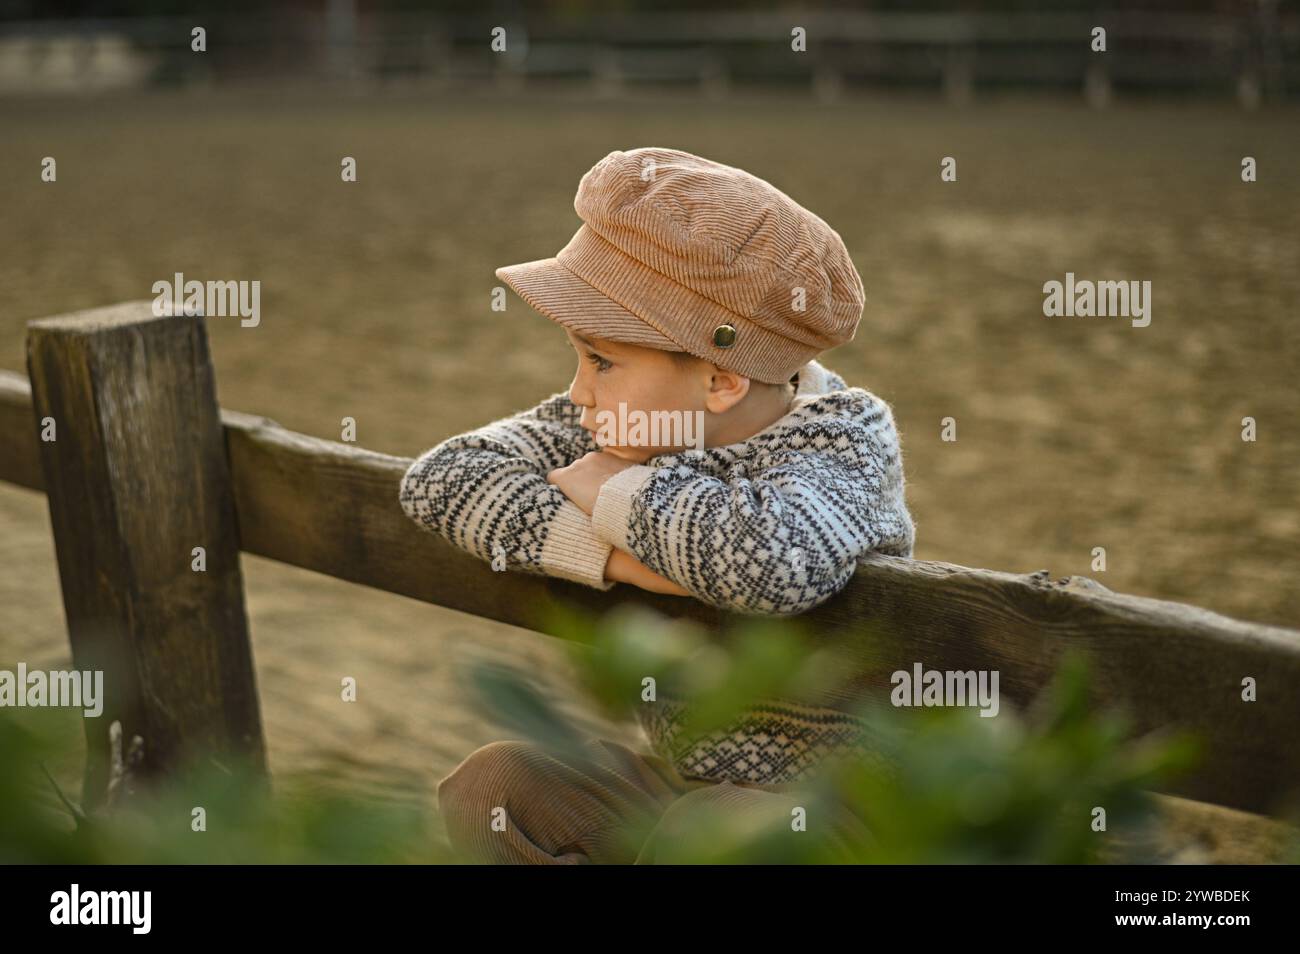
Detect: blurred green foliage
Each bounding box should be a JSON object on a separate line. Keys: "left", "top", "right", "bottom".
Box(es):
{"left": 517, "top": 600, "right": 1210, "bottom": 863}
{"left": 5, "top": 601, "right": 1295, "bottom": 864}
{"left": 0, "top": 708, "right": 450, "bottom": 864}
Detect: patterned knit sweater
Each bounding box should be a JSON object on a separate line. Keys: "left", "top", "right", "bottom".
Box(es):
{"left": 399, "top": 359, "right": 915, "bottom": 784}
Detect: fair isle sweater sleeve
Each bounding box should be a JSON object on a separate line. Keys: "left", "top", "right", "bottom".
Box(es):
{"left": 398, "top": 391, "right": 617, "bottom": 590}
{"left": 590, "top": 390, "right": 915, "bottom": 617}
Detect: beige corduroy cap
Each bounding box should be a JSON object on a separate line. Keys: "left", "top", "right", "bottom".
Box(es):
{"left": 495, "top": 147, "right": 865, "bottom": 386}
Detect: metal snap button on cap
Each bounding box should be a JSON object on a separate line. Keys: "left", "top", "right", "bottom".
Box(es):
{"left": 712, "top": 324, "right": 737, "bottom": 348}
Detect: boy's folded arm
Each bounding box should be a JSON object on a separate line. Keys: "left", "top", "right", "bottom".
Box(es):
{"left": 398, "top": 392, "right": 616, "bottom": 591}
{"left": 452, "top": 390, "right": 599, "bottom": 472}
{"left": 590, "top": 440, "right": 914, "bottom": 616}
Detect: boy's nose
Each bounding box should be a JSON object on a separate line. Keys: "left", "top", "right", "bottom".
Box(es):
{"left": 568, "top": 365, "right": 594, "bottom": 405}
{"left": 569, "top": 363, "right": 610, "bottom": 437}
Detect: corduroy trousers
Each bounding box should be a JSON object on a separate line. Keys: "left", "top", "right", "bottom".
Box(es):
{"left": 436, "top": 736, "right": 874, "bottom": 864}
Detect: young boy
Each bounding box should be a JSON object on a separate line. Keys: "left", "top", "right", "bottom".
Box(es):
{"left": 400, "top": 147, "right": 914, "bottom": 863}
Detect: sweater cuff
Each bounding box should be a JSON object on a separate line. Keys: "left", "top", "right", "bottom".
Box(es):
{"left": 540, "top": 499, "right": 617, "bottom": 590}
{"left": 591, "top": 464, "right": 658, "bottom": 553}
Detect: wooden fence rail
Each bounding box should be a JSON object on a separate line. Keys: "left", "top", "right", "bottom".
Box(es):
{"left": 1, "top": 301, "right": 1298, "bottom": 819}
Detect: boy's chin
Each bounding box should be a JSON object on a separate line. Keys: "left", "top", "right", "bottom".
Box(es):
{"left": 599, "top": 444, "right": 674, "bottom": 463}
{"left": 599, "top": 445, "right": 648, "bottom": 462}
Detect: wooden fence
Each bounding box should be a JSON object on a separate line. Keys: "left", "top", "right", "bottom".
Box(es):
{"left": 1, "top": 301, "right": 1298, "bottom": 820}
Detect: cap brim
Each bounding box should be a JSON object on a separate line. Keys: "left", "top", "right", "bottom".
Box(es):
{"left": 496, "top": 258, "right": 682, "bottom": 351}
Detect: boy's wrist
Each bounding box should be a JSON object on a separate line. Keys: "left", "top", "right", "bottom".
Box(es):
{"left": 606, "top": 548, "right": 691, "bottom": 596}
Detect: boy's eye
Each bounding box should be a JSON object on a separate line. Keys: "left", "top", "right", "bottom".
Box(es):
{"left": 586, "top": 352, "right": 613, "bottom": 372}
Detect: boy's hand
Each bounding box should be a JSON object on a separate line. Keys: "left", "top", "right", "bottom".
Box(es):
{"left": 547, "top": 450, "right": 637, "bottom": 516}
{"left": 604, "top": 548, "right": 692, "bottom": 597}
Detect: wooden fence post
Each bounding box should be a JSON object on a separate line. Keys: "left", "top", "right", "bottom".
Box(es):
{"left": 26, "top": 301, "right": 266, "bottom": 812}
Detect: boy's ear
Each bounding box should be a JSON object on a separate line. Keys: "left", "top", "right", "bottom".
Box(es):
{"left": 706, "top": 369, "right": 752, "bottom": 412}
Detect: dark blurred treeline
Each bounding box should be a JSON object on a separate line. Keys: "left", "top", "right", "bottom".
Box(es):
{"left": 1, "top": 0, "right": 1282, "bottom": 22}
{"left": 0, "top": 0, "right": 1289, "bottom": 102}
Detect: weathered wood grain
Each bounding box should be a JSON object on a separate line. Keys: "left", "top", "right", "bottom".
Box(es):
{"left": 25, "top": 302, "right": 267, "bottom": 810}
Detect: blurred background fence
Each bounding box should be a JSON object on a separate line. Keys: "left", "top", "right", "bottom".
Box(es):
{"left": 0, "top": 1, "right": 1295, "bottom": 106}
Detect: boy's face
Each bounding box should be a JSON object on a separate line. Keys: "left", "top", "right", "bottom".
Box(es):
{"left": 563, "top": 328, "right": 717, "bottom": 463}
